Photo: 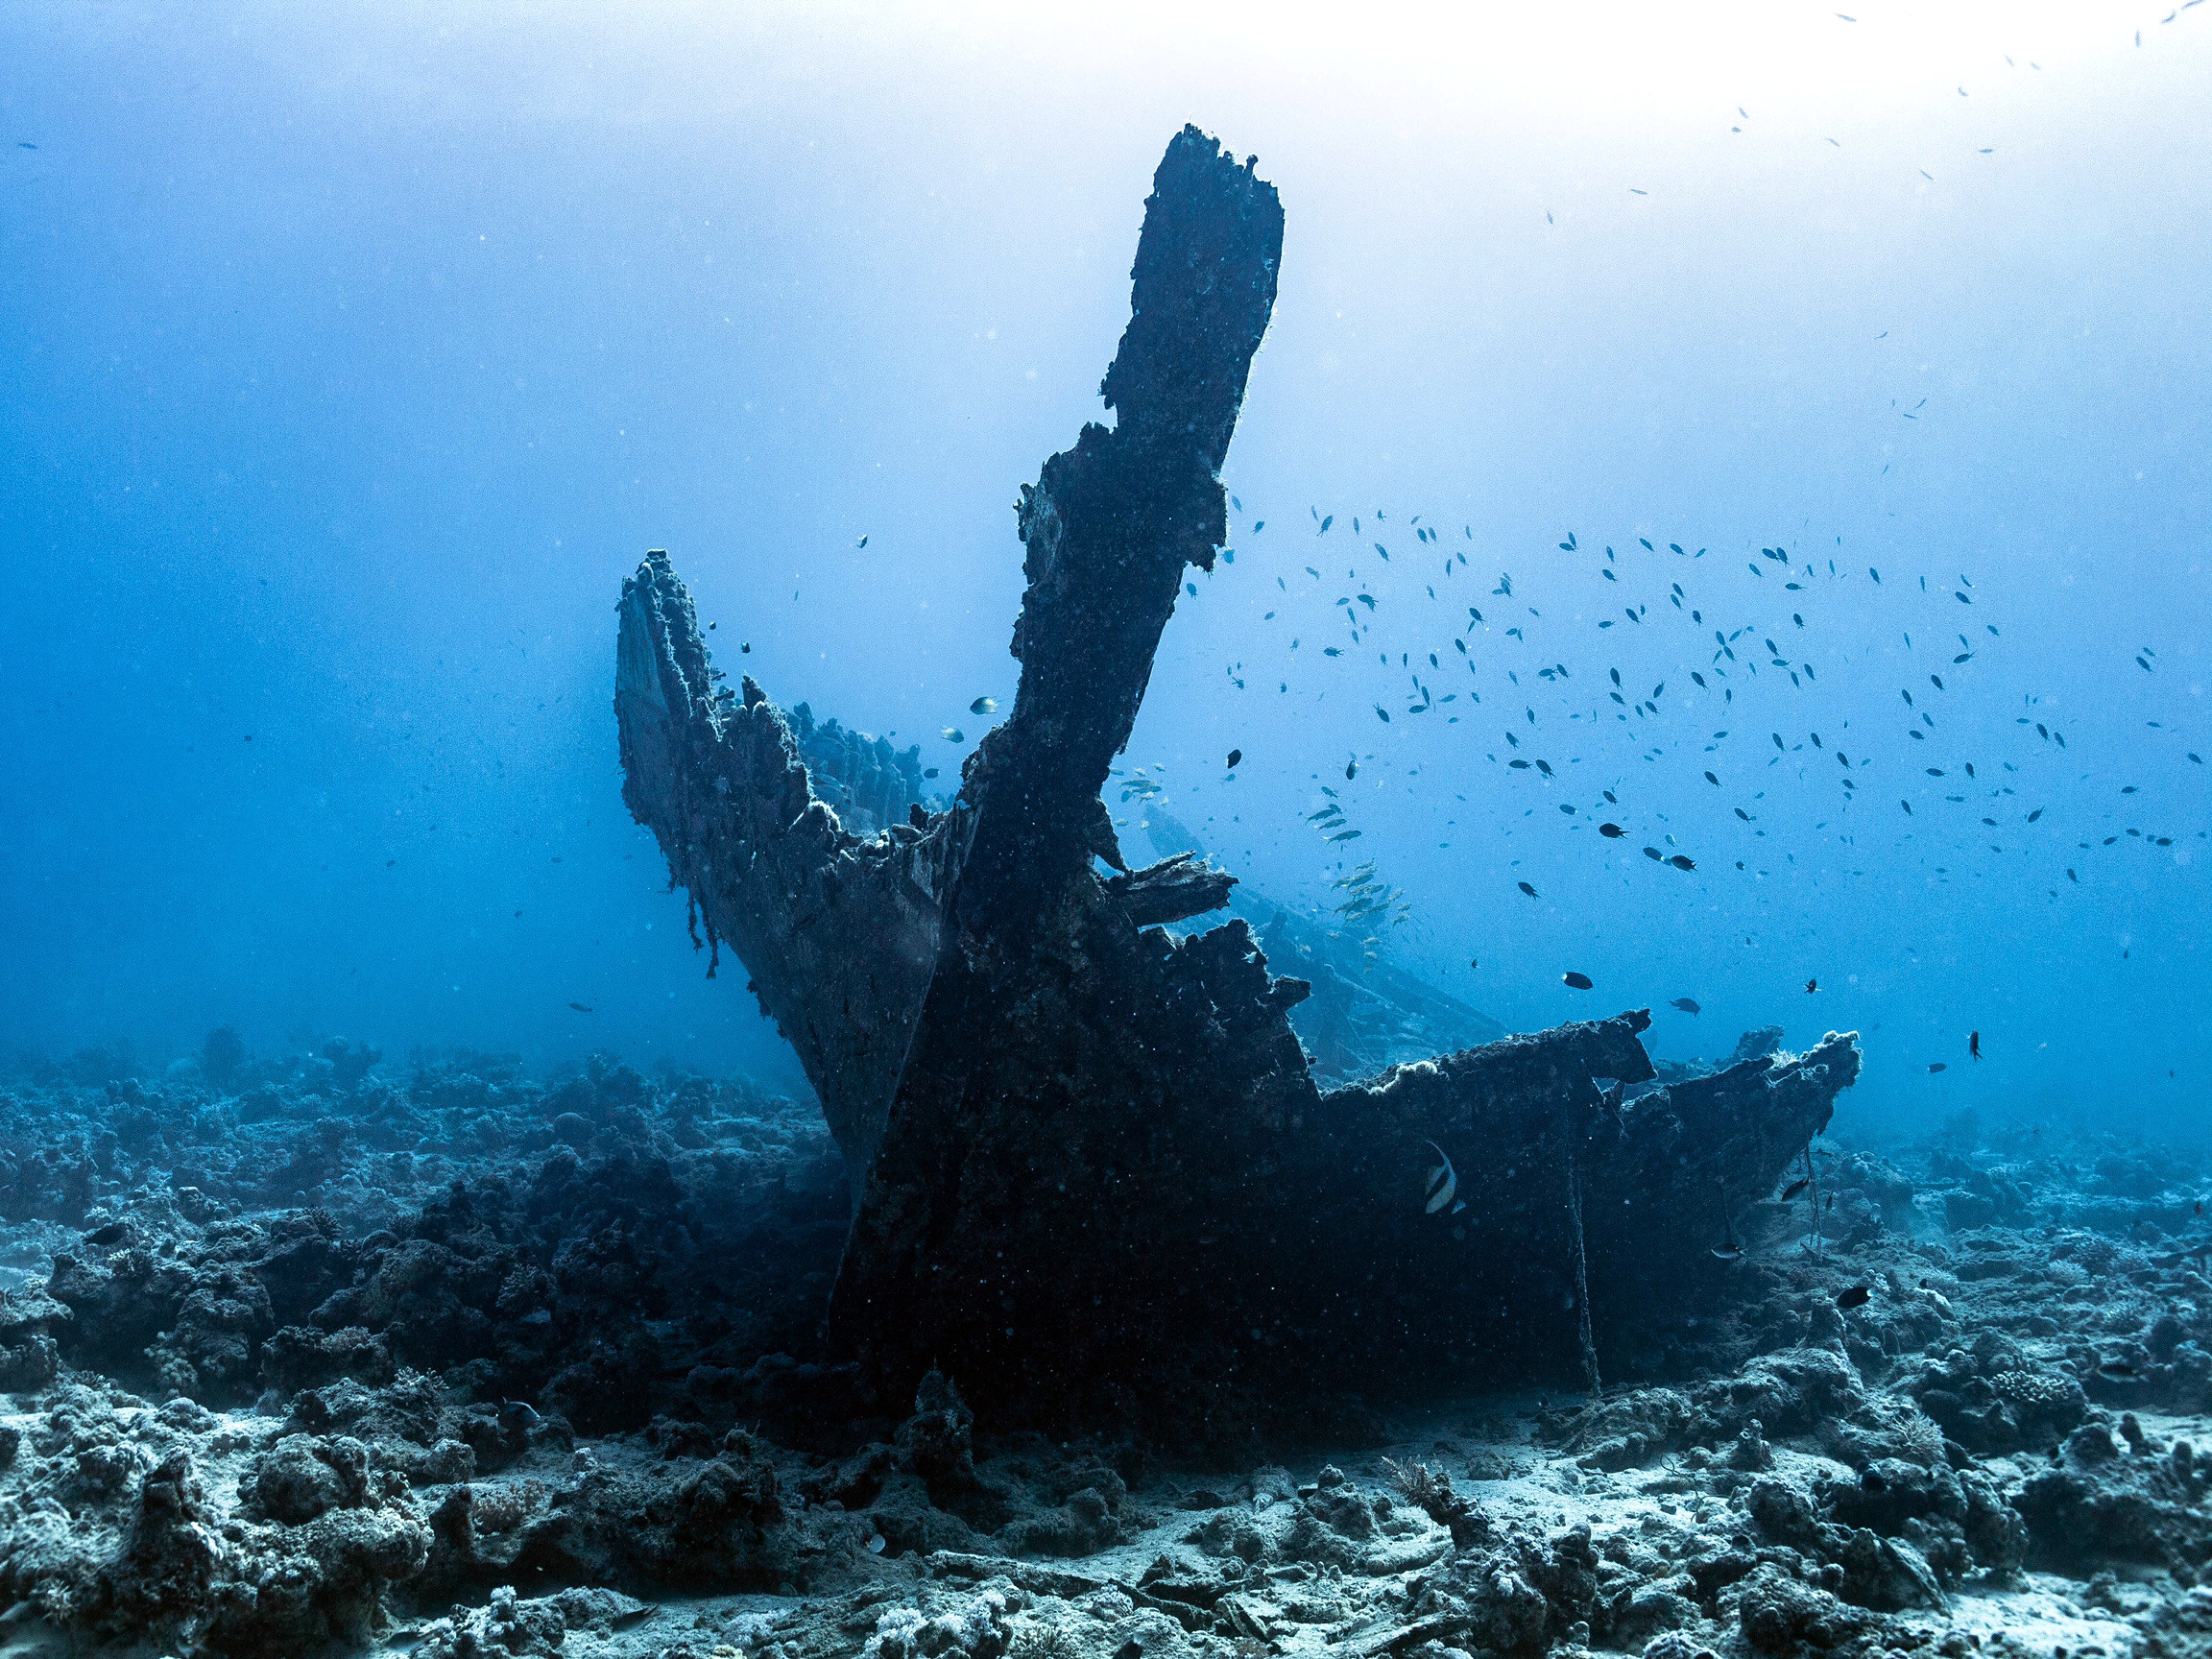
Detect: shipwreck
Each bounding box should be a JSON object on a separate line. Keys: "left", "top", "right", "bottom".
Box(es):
{"left": 613, "top": 126, "right": 1861, "bottom": 1438}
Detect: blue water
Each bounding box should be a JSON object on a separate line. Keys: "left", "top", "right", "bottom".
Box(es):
{"left": 3, "top": 6, "right": 2205, "bottom": 1139}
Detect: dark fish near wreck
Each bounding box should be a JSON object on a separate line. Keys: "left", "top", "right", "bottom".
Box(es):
{"left": 1779, "top": 1177, "right": 1811, "bottom": 1202}
{"left": 1422, "top": 1141, "right": 1465, "bottom": 1214}
{"left": 1562, "top": 971, "right": 1594, "bottom": 990}
{"left": 1712, "top": 1241, "right": 1745, "bottom": 1262}
{"left": 500, "top": 1399, "right": 541, "bottom": 1425}
{"left": 970, "top": 696, "right": 997, "bottom": 715}
{"left": 1670, "top": 998, "right": 1701, "bottom": 1015}
{"left": 1836, "top": 1285, "right": 1872, "bottom": 1310}
{"left": 1599, "top": 822, "right": 1625, "bottom": 838}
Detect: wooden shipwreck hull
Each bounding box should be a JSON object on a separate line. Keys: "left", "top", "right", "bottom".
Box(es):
{"left": 614, "top": 126, "right": 1861, "bottom": 1436}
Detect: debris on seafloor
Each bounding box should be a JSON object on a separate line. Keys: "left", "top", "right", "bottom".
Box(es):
{"left": 613, "top": 125, "right": 1863, "bottom": 1438}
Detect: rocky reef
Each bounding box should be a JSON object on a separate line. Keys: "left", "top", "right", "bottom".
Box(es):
{"left": 5, "top": 1039, "right": 2212, "bottom": 1656}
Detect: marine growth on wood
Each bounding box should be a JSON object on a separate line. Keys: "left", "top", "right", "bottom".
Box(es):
{"left": 613, "top": 125, "right": 1863, "bottom": 1436}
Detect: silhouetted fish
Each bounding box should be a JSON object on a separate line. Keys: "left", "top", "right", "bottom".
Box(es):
{"left": 1422, "top": 1141, "right": 1464, "bottom": 1214}
{"left": 1562, "top": 971, "right": 1594, "bottom": 990}
{"left": 1670, "top": 998, "right": 1701, "bottom": 1015}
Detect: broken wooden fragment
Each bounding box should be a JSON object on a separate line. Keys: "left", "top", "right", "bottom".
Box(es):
{"left": 614, "top": 552, "right": 960, "bottom": 1180}
{"left": 1105, "top": 852, "right": 1238, "bottom": 928}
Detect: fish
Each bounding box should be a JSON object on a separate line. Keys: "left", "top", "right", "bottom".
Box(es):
{"left": 1518, "top": 881, "right": 1539, "bottom": 898}
{"left": 941, "top": 727, "right": 965, "bottom": 742}
{"left": 1836, "top": 1285, "right": 1872, "bottom": 1310}
{"left": 1562, "top": 971, "right": 1594, "bottom": 990}
{"left": 1599, "top": 823, "right": 1625, "bottom": 838}
{"left": 1928, "top": 1062, "right": 1947, "bottom": 1073}
{"left": 2096, "top": 1358, "right": 2140, "bottom": 1381}
{"left": 1670, "top": 998, "right": 1701, "bottom": 1015}
{"left": 1422, "top": 1141, "right": 1464, "bottom": 1214}
{"left": 867, "top": 1533, "right": 888, "bottom": 1554}
{"left": 500, "top": 1399, "right": 541, "bottom": 1425}
{"left": 1969, "top": 1030, "right": 1981, "bottom": 1060}
{"left": 969, "top": 696, "right": 997, "bottom": 715}
{"left": 856, "top": 535, "right": 869, "bottom": 548}
{"left": 1668, "top": 854, "right": 1695, "bottom": 871}
{"left": 1225, "top": 748, "right": 1241, "bottom": 769}
{"left": 1805, "top": 978, "right": 1818, "bottom": 994}
{"left": 1712, "top": 1242, "right": 1745, "bottom": 1262}
{"left": 567, "top": 1002, "right": 593, "bottom": 1013}
{"left": 1779, "top": 1177, "right": 1811, "bottom": 1202}
{"left": 1346, "top": 757, "right": 1358, "bottom": 781}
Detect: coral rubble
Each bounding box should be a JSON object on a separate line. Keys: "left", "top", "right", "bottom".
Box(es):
{"left": 4, "top": 1037, "right": 2212, "bottom": 1655}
